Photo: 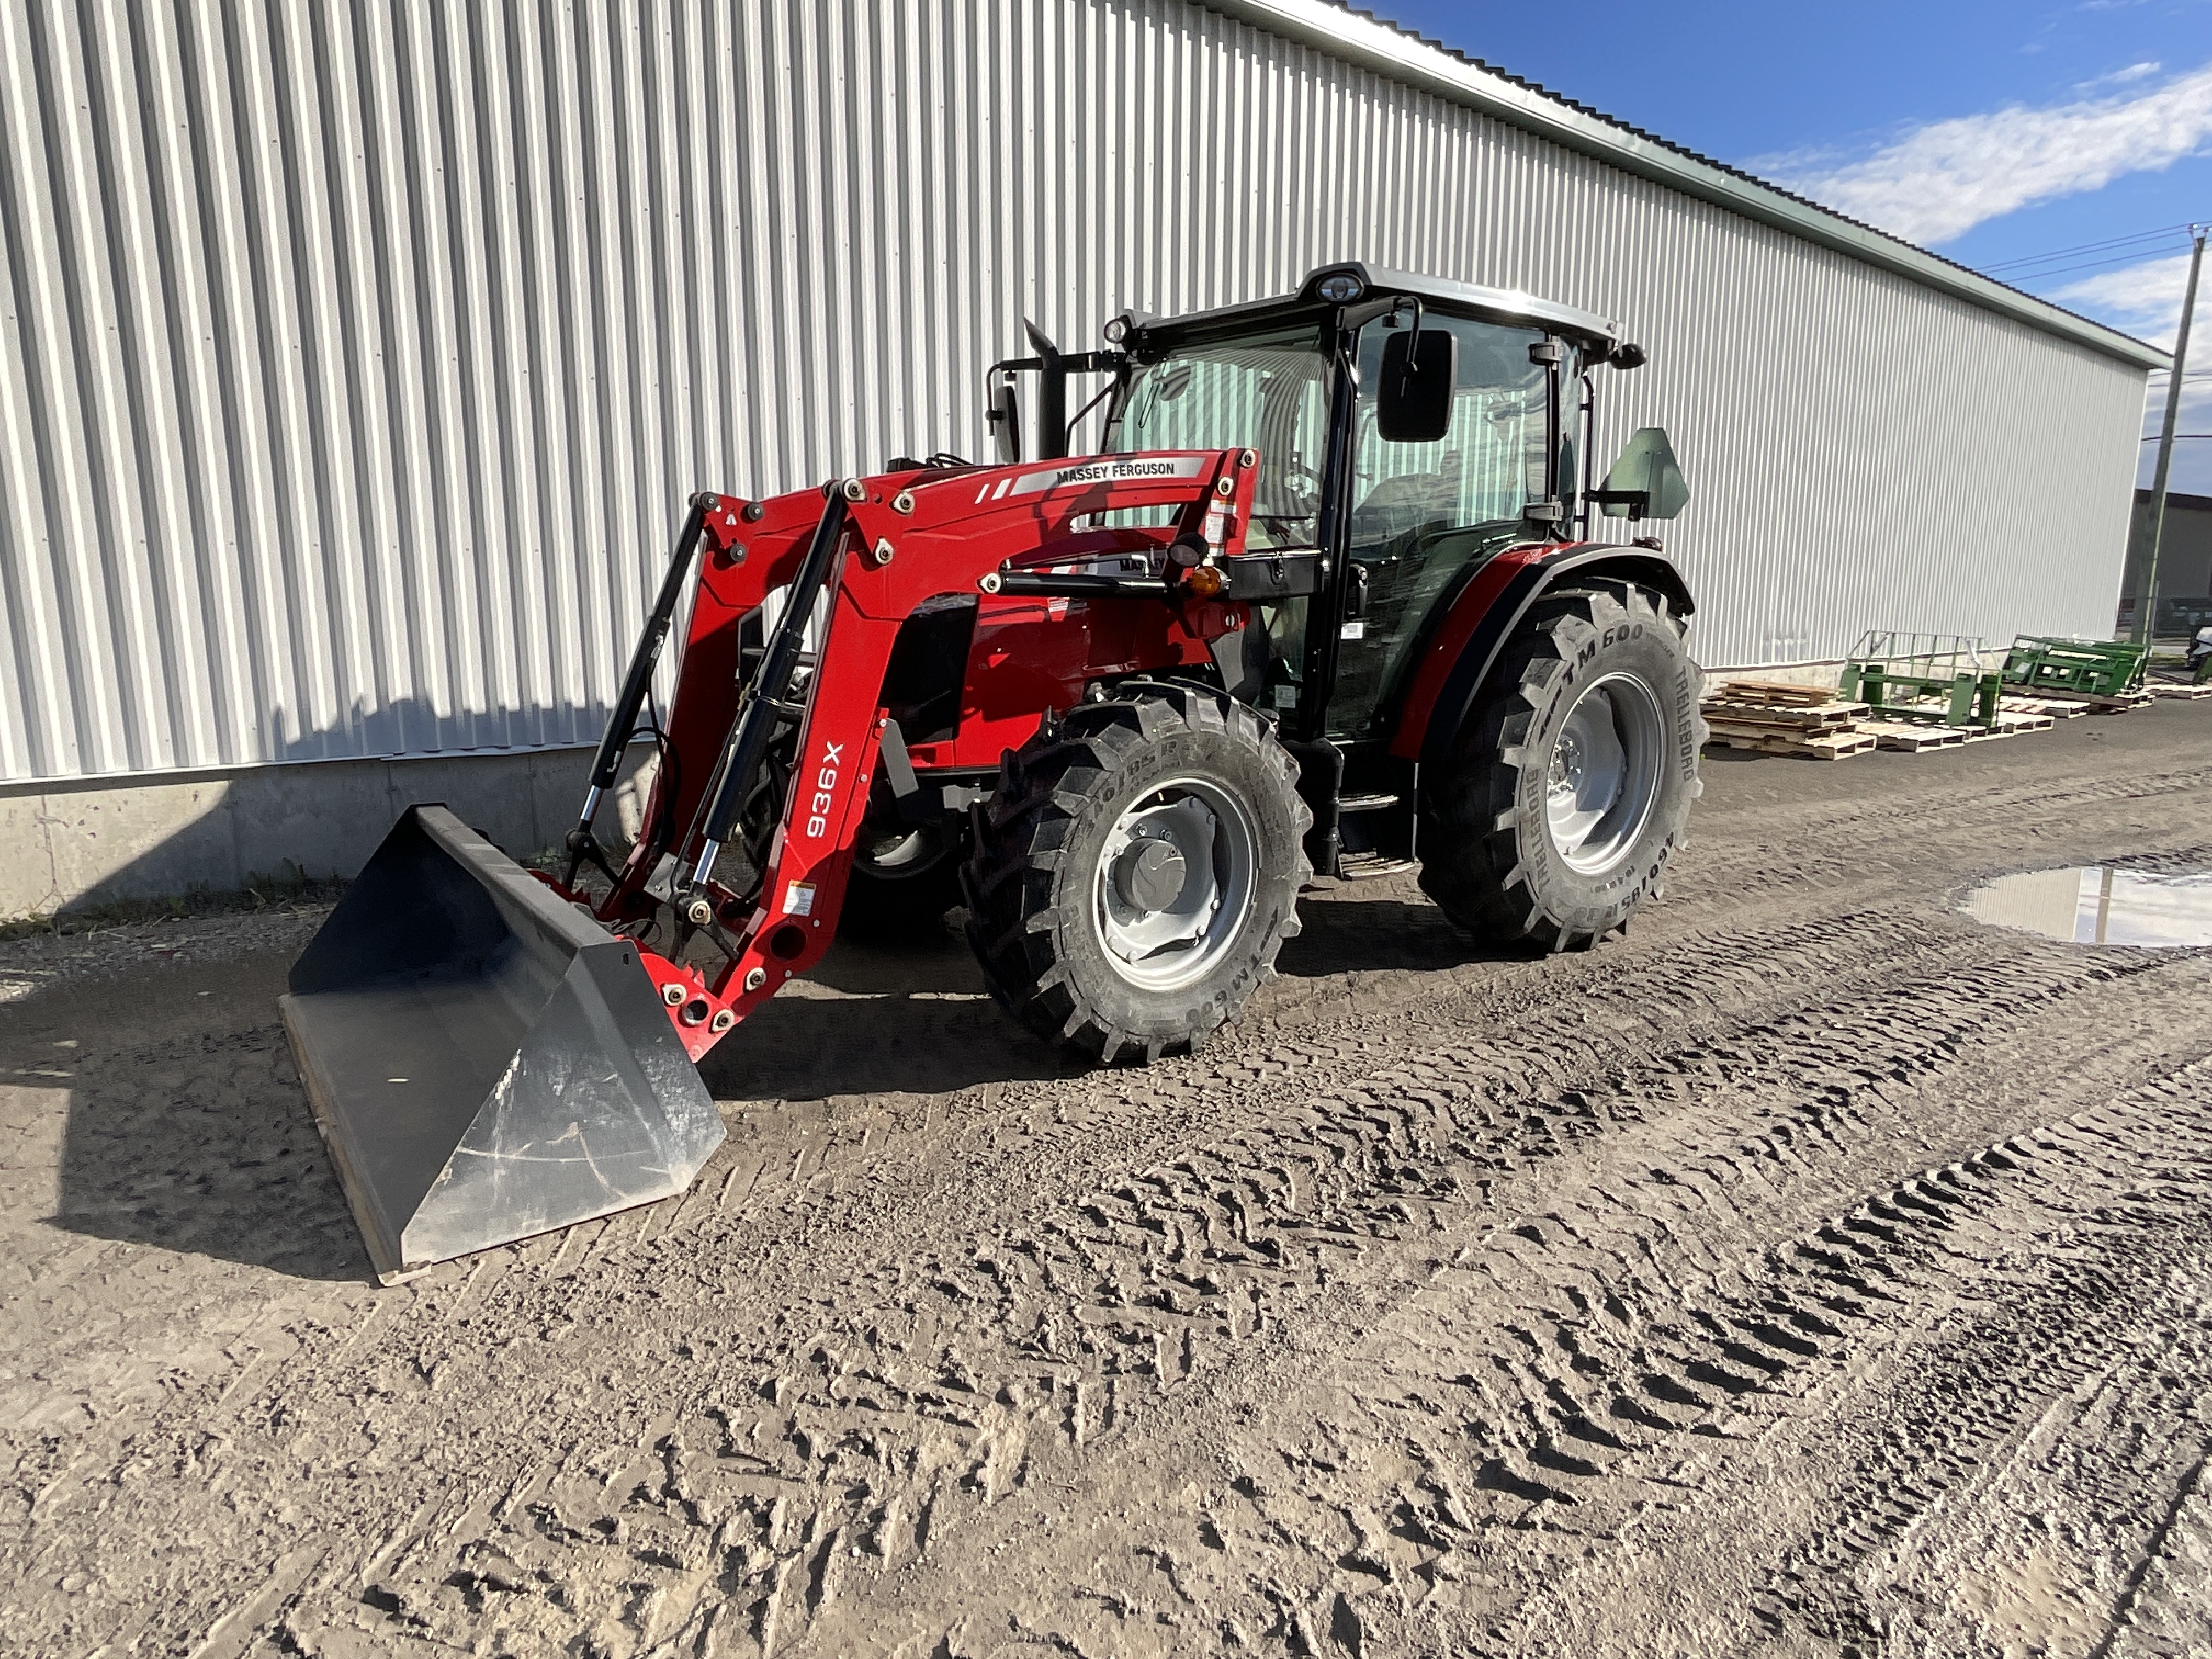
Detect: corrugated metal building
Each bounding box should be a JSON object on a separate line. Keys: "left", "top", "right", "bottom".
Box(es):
{"left": 2120, "top": 490, "right": 2212, "bottom": 635}
{"left": 0, "top": 0, "right": 2159, "bottom": 911}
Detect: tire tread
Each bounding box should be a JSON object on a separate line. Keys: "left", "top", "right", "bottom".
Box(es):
{"left": 964, "top": 683, "right": 1311, "bottom": 1061}
{"left": 1419, "top": 582, "right": 1705, "bottom": 950}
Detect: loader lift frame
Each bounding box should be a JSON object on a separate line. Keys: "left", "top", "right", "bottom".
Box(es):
{"left": 577, "top": 447, "right": 1273, "bottom": 1062}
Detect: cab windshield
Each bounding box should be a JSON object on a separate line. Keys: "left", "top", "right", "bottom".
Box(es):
{"left": 1101, "top": 307, "right": 1572, "bottom": 736}
{"left": 1108, "top": 321, "right": 1331, "bottom": 551}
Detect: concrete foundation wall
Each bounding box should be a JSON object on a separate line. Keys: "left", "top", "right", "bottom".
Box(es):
{"left": 1, "top": 744, "right": 655, "bottom": 923}
{"left": 6, "top": 662, "right": 1891, "bottom": 923}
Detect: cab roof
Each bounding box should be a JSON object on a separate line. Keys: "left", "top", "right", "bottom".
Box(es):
{"left": 1131, "top": 261, "right": 1621, "bottom": 349}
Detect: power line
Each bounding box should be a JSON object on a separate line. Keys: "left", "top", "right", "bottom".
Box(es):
{"left": 1982, "top": 223, "right": 2191, "bottom": 267}
{"left": 1978, "top": 222, "right": 2194, "bottom": 274}
{"left": 2014, "top": 247, "right": 2201, "bottom": 284}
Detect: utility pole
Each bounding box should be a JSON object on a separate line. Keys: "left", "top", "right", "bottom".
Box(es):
{"left": 2130, "top": 222, "right": 2206, "bottom": 646}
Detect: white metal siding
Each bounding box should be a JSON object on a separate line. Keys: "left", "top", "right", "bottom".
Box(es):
{"left": 0, "top": 0, "right": 2149, "bottom": 783}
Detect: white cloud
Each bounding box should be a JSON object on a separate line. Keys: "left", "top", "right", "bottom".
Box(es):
{"left": 2055, "top": 250, "right": 2203, "bottom": 349}
{"left": 2069, "top": 250, "right": 2211, "bottom": 493}
{"left": 1772, "top": 62, "right": 2212, "bottom": 245}
{"left": 2052, "top": 246, "right": 2212, "bottom": 369}
{"left": 2075, "top": 60, "right": 2160, "bottom": 91}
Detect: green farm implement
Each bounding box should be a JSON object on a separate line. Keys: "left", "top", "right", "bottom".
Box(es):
{"left": 2000, "top": 636, "right": 2148, "bottom": 699}
{"left": 1839, "top": 632, "right": 2001, "bottom": 729}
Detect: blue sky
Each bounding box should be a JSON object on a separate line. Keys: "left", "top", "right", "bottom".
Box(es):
{"left": 1372, "top": 1, "right": 2212, "bottom": 490}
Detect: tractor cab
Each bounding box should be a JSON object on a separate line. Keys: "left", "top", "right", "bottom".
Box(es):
{"left": 1005, "top": 261, "right": 1690, "bottom": 871}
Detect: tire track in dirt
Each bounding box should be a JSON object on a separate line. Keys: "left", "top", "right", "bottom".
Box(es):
{"left": 257, "top": 939, "right": 2207, "bottom": 1656}
{"left": 7, "top": 716, "right": 2211, "bottom": 1657}
{"left": 1667, "top": 761, "right": 2212, "bottom": 911}
{"left": 22, "top": 907, "right": 1981, "bottom": 1655}
{"left": 1485, "top": 1055, "right": 2212, "bottom": 1659}
{"left": 805, "top": 980, "right": 2212, "bottom": 1659}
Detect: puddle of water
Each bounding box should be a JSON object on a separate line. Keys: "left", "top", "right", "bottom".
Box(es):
{"left": 1963, "top": 866, "right": 2212, "bottom": 948}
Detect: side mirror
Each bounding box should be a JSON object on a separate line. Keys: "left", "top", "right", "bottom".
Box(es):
{"left": 987, "top": 375, "right": 1021, "bottom": 465}
{"left": 1376, "top": 329, "right": 1457, "bottom": 443}
{"left": 1596, "top": 427, "right": 1689, "bottom": 521}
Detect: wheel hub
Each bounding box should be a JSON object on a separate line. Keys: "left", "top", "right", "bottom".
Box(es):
{"left": 1544, "top": 672, "right": 1666, "bottom": 877}
{"left": 1550, "top": 732, "right": 1585, "bottom": 797}
{"left": 1093, "top": 783, "right": 1259, "bottom": 990}
{"left": 1114, "top": 837, "right": 1189, "bottom": 911}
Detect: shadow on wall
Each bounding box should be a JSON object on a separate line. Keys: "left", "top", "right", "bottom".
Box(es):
{"left": 1, "top": 697, "right": 659, "bottom": 922}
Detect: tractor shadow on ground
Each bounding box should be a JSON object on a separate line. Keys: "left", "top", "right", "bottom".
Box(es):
{"left": 698, "top": 921, "right": 1079, "bottom": 1104}
{"left": 1276, "top": 882, "right": 1533, "bottom": 978}
{"left": 25, "top": 884, "right": 1514, "bottom": 1273}
{"left": 699, "top": 881, "right": 1519, "bottom": 1105}
{"left": 24, "top": 972, "right": 370, "bottom": 1282}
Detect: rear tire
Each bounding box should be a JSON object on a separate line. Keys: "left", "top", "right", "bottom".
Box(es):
{"left": 1418, "top": 581, "right": 1703, "bottom": 950}
{"left": 964, "top": 684, "right": 1311, "bottom": 1062}
{"left": 839, "top": 821, "right": 964, "bottom": 941}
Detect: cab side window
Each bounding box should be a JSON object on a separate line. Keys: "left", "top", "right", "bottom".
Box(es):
{"left": 1329, "top": 317, "right": 1566, "bottom": 739}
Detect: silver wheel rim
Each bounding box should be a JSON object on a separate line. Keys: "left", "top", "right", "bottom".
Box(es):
{"left": 1545, "top": 672, "right": 1665, "bottom": 876}
{"left": 1092, "top": 776, "right": 1258, "bottom": 991}
{"left": 860, "top": 826, "right": 934, "bottom": 872}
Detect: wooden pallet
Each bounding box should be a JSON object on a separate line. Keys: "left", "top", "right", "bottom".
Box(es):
{"left": 2019, "top": 686, "right": 2155, "bottom": 713}
{"left": 2147, "top": 680, "right": 2212, "bottom": 699}
{"left": 1708, "top": 727, "right": 1876, "bottom": 760}
{"left": 1702, "top": 703, "right": 1865, "bottom": 735}
{"left": 1712, "top": 678, "right": 1839, "bottom": 707}
{"left": 1989, "top": 710, "right": 2055, "bottom": 733}
{"left": 1856, "top": 719, "right": 1963, "bottom": 752}
{"left": 1997, "top": 693, "right": 2087, "bottom": 719}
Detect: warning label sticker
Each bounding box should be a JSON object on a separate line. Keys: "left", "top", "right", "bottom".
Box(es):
{"left": 783, "top": 880, "right": 817, "bottom": 917}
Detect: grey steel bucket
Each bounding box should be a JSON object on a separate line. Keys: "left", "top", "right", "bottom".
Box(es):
{"left": 280, "top": 805, "right": 724, "bottom": 1283}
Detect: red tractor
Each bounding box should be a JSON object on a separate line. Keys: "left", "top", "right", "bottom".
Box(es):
{"left": 283, "top": 262, "right": 1703, "bottom": 1280}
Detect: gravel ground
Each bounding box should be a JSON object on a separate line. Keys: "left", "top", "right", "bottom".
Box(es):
{"left": 4, "top": 702, "right": 2211, "bottom": 1658}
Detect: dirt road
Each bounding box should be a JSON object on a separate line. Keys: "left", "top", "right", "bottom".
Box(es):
{"left": 5, "top": 702, "right": 2211, "bottom": 1658}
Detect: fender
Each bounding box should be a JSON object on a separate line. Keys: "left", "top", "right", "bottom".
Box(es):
{"left": 1389, "top": 544, "right": 1695, "bottom": 768}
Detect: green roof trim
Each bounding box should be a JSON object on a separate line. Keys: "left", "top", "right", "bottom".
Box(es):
{"left": 1217, "top": 0, "right": 2168, "bottom": 371}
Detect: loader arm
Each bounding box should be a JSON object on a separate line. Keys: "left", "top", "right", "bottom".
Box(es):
{"left": 608, "top": 448, "right": 1265, "bottom": 1060}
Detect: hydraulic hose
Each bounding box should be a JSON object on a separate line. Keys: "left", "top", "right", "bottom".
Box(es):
{"left": 566, "top": 493, "right": 712, "bottom": 885}
{"left": 678, "top": 486, "right": 853, "bottom": 922}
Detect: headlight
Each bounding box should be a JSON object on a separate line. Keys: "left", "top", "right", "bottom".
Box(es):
{"left": 1316, "top": 272, "right": 1365, "bottom": 303}
{"left": 1102, "top": 314, "right": 1129, "bottom": 344}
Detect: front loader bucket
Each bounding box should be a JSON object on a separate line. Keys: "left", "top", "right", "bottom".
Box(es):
{"left": 280, "top": 805, "right": 724, "bottom": 1283}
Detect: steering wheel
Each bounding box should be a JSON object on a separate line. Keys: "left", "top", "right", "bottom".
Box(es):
{"left": 1265, "top": 456, "right": 1323, "bottom": 515}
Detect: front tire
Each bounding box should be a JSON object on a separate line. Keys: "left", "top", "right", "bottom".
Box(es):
{"left": 1419, "top": 581, "right": 1703, "bottom": 949}
{"left": 964, "top": 684, "right": 1311, "bottom": 1062}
